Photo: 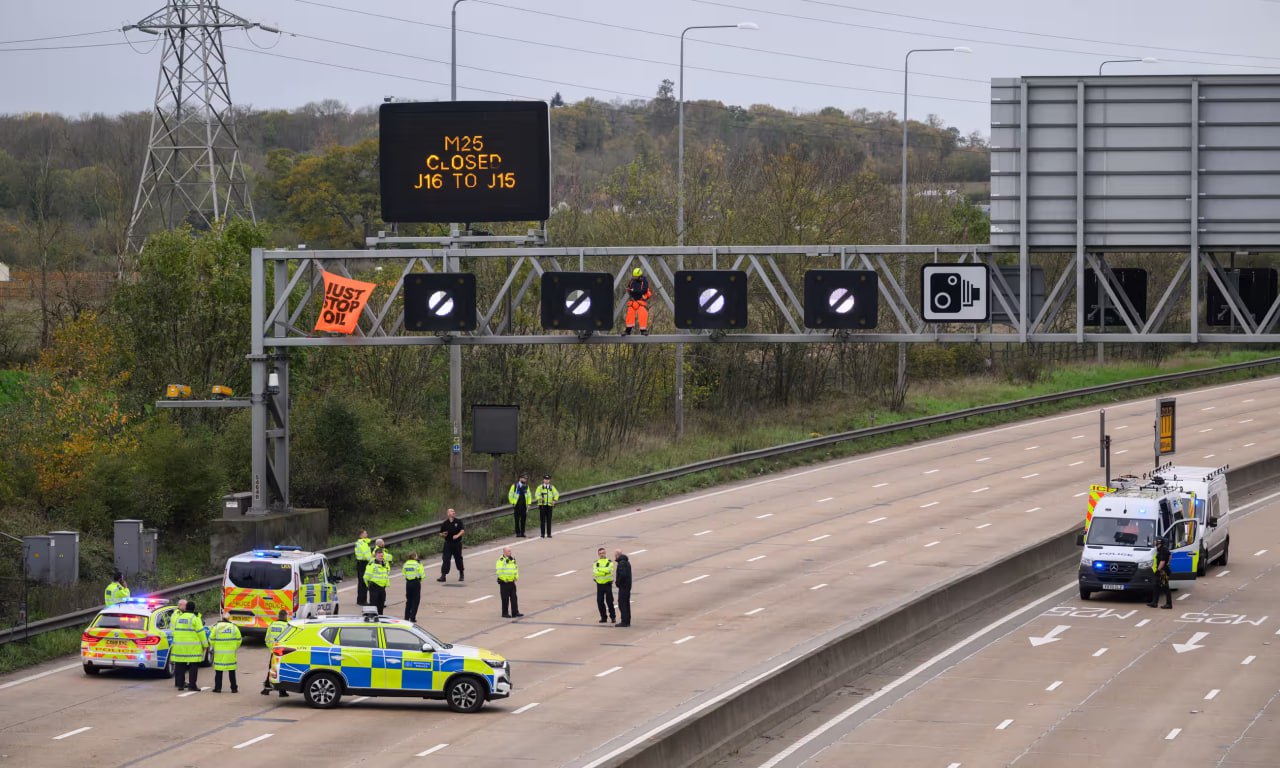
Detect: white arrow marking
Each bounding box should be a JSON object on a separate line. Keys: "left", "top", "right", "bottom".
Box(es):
{"left": 1173, "top": 631, "right": 1209, "bottom": 653}
{"left": 1029, "top": 625, "right": 1071, "bottom": 647}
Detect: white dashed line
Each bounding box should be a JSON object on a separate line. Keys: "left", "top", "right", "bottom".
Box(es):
{"left": 1200, "top": 428, "right": 1213, "bottom": 433}
{"left": 1116, "top": 449, "right": 1129, "bottom": 455}
{"left": 178, "top": 687, "right": 209, "bottom": 697}
{"left": 468, "top": 595, "right": 493, "bottom": 604}
{"left": 996, "top": 719, "right": 1014, "bottom": 730}
{"left": 674, "top": 635, "right": 696, "bottom": 645}
{"left": 809, "top": 534, "right": 831, "bottom": 542}
{"left": 1256, "top": 550, "right": 1269, "bottom": 557}
{"left": 924, "top": 469, "right": 939, "bottom": 474}
{"left": 1069, "top": 461, "right": 1084, "bottom": 466}
{"left": 1216, "top": 570, "right": 1231, "bottom": 578}
{"left": 872, "top": 482, "right": 889, "bottom": 488}
{"left": 744, "top": 608, "right": 765, "bottom": 616}
{"left": 1046, "top": 681, "right": 1062, "bottom": 692}
{"left": 868, "top": 560, "right": 887, "bottom": 568}
{"left": 1165, "top": 729, "right": 1181, "bottom": 741}
{"left": 1025, "top": 507, "right": 1042, "bottom": 514}
{"left": 629, "top": 550, "right": 647, "bottom": 556}
{"left": 1245, "top": 443, "right": 1257, "bottom": 448}
{"left": 416, "top": 744, "right": 449, "bottom": 757}
{"left": 555, "top": 570, "right": 577, "bottom": 577}
{"left": 1205, "top": 689, "right": 1220, "bottom": 701}
{"left": 1178, "top": 593, "right": 1190, "bottom": 601}
{"left": 1092, "top": 647, "right": 1108, "bottom": 657}
{"left": 756, "top": 513, "right": 774, "bottom": 519}
{"left": 1204, "top": 454, "right": 1215, "bottom": 459}
{"left": 52, "top": 727, "right": 92, "bottom": 741}
{"left": 1136, "top": 619, "right": 1150, "bottom": 627}
{"left": 1244, "top": 398, "right": 1255, "bottom": 402}
{"left": 694, "top": 530, "right": 713, "bottom": 537}
{"left": 976, "top": 457, "right": 991, "bottom": 462}
{"left": 868, "top": 517, "right": 888, "bottom": 524}
{"left": 1072, "top": 434, "right": 1084, "bottom": 439}
{"left": 1116, "top": 425, "right": 1129, "bottom": 430}
{"left": 817, "top": 497, "right": 834, "bottom": 503}
{"left": 1240, "top": 419, "right": 1254, "bottom": 424}
{"left": 524, "top": 628, "right": 556, "bottom": 639}
{"left": 1202, "top": 406, "right": 1216, "bottom": 411}
{"left": 747, "top": 555, "right": 767, "bottom": 562}
{"left": 976, "top": 523, "right": 992, "bottom": 529}
{"left": 1021, "top": 473, "right": 1039, "bottom": 480}
{"left": 1243, "top": 656, "right": 1256, "bottom": 665}
{"left": 513, "top": 702, "right": 540, "bottom": 714}
{"left": 948, "top": 764, "right": 961, "bottom": 768}
{"left": 1074, "top": 492, "right": 1088, "bottom": 497}
{"left": 920, "top": 502, "right": 939, "bottom": 508}
{"left": 810, "top": 584, "right": 828, "bottom": 591}
{"left": 233, "top": 734, "right": 274, "bottom": 750}
{"left": 595, "top": 666, "right": 623, "bottom": 678}
{"left": 0, "top": 662, "right": 81, "bottom": 691}
{"left": 351, "top": 696, "right": 370, "bottom": 703}
{"left": 683, "top": 574, "right": 709, "bottom": 584}
{"left": 925, "top": 541, "right": 940, "bottom": 548}
{"left": 1024, "top": 445, "right": 1039, "bottom": 451}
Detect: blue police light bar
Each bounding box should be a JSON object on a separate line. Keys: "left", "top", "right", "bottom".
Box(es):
{"left": 119, "top": 597, "right": 169, "bottom": 606}
{"left": 274, "top": 545, "right": 303, "bottom": 551}
{"left": 254, "top": 551, "right": 283, "bottom": 558}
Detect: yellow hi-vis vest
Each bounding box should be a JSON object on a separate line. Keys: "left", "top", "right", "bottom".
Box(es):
{"left": 535, "top": 483, "right": 560, "bottom": 507}
{"left": 210, "top": 621, "right": 242, "bottom": 670}
{"left": 364, "top": 561, "right": 391, "bottom": 588}
{"left": 508, "top": 484, "right": 533, "bottom": 506}
{"left": 354, "top": 537, "right": 373, "bottom": 562}
{"left": 402, "top": 559, "right": 425, "bottom": 581}
{"left": 496, "top": 556, "right": 519, "bottom": 582}
{"left": 593, "top": 558, "right": 615, "bottom": 584}
{"left": 266, "top": 620, "right": 290, "bottom": 647}
{"left": 104, "top": 581, "right": 130, "bottom": 607}
{"left": 171, "top": 611, "right": 208, "bottom": 663}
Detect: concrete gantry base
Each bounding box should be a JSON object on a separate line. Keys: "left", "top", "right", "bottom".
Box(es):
{"left": 208, "top": 507, "right": 329, "bottom": 566}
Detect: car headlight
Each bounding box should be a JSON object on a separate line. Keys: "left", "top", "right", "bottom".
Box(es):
{"left": 1138, "top": 559, "right": 1153, "bottom": 569}
{"left": 482, "top": 658, "right": 507, "bottom": 669}
{"left": 1080, "top": 555, "right": 1094, "bottom": 567}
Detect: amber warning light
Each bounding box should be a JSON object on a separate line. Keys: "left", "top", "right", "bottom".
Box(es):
{"left": 379, "top": 100, "right": 550, "bottom": 224}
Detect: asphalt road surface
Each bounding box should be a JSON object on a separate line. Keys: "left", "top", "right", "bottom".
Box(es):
{"left": 1, "top": 375, "right": 1276, "bottom": 768}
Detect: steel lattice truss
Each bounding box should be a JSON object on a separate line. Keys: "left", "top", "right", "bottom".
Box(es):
{"left": 252, "top": 245, "right": 1280, "bottom": 346}
{"left": 126, "top": 0, "right": 256, "bottom": 252}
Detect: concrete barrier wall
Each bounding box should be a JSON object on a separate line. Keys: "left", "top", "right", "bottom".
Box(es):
{"left": 611, "top": 458, "right": 1280, "bottom": 768}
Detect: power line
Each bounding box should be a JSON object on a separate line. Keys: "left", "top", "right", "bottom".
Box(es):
{"left": 0, "top": 29, "right": 116, "bottom": 45}
{"left": 0, "top": 41, "right": 136, "bottom": 52}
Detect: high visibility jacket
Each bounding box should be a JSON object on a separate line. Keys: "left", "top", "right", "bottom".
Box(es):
{"left": 266, "top": 620, "right": 290, "bottom": 647}
{"left": 354, "top": 537, "right": 373, "bottom": 563}
{"left": 402, "top": 559, "right": 425, "bottom": 581}
{"left": 209, "top": 621, "right": 242, "bottom": 671}
{"left": 364, "top": 561, "right": 391, "bottom": 588}
{"left": 508, "top": 483, "right": 533, "bottom": 507}
{"left": 535, "top": 483, "right": 560, "bottom": 507}
{"left": 373, "top": 547, "right": 394, "bottom": 566}
{"left": 104, "top": 581, "right": 130, "bottom": 607}
{"left": 171, "top": 611, "right": 209, "bottom": 663}
{"left": 593, "top": 558, "right": 615, "bottom": 584}
{"left": 496, "top": 556, "right": 519, "bottom": 582}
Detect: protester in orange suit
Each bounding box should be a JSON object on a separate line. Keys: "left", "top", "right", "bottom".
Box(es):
{"left": 623, "top": 267, "right": 652, "bottom": 335}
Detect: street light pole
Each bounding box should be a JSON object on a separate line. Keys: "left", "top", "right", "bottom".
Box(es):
{"left": 449, "top": 0, "right": 470, "bottom": 488}
{"left": 1098, "top": 57, "right": 1158, "bottom": 75}
{"left": 451, "top": 0, "right": 470, "bottom": 100}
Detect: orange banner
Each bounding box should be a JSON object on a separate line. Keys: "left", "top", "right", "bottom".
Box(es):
{"left": 314, "top": 271, "right": 376, "bottom": 334}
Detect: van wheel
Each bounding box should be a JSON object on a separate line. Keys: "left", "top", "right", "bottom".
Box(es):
{"left": 1079, "top": 586, "right": 1092, "bottom": 601}
{"left": 159, "top": 658, "right": 175, "bottom": 679}
{"left": 303, "top": 672, "right": 343, "bottom": 708}
{"left": 445, "top": 675, "right": 486, "bottom": 713}
{"left": 83, "top": 663, "right": 100, "bottom": 676}
{"left": 1217, "top": 538, "right": 1229, "bottom": 566}
{"left": 1197, "top": 547, "right": 1207, "bottom": 577}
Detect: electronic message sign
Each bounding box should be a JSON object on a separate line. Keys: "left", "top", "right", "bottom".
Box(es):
{"left": 379, "top": 101, "right": 550, "bottom": 223}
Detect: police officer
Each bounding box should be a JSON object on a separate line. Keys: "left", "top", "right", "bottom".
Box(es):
{"left": 437, "top": 508, "right": 465, "bottom": 582}
{"left": 614, "top": 549, "right": 632, "bottom": 628}
{"left": 104, "top": 572, "right": 129, "bottom": 607}
{"left": 535, "top": 475, "right": 560, "bottom": 538}
{"left": 171, "top": 599, "right": 208, "bottom": 692}
{"left": 364, "top": 551, "right": 391, "bottom": 615}
{"left": 210, "top": 612, "right": 242, "bottom": 693}
{"left": 374, "top": 538, "right": 394, "bottom": 566}
{"left": 508, "top": 474, "right": 533, "bottom": 538}
{"left": 354, "top": 529, "right": 373, "bottom": 606}
{"left": 403, "top": 552, "right": 424, "bottom": 622}
{"left": 496, "top": 546, "right": 523, "bottom": 619}
{"left": 261, "top": 609, "right": 290, "bottom": 697}
{"left": 1148, "top": 537, "right": 1173, "bottom": 609}
{"left": 593, "top": 547, "right": 616, "bottom": 624}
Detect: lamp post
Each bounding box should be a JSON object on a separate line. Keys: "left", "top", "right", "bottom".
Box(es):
{"left": 900, "top": 46, "right": 971, "bottom": 245}
{"left": 451, "top": 0, "right": 471, "bottom": 100}
{"left": 449, "top": 0, "right": 471, "bottom": 489}
{"left": 678, "top": 22, "right": 757, "bottom": 246}
{"left": 1099, "top": 57, "right": 1158, "bottom": 75}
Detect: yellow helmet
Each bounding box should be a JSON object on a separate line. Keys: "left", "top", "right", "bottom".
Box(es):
{"left": 632, "top": 267, "right": 642, "bottom": 277}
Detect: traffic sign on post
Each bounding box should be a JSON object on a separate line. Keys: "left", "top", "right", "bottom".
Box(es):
{"left": 921, "top": 264, "right": 990, "bottom": 322}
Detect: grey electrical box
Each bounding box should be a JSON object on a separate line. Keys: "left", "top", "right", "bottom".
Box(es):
{"left": 23, "top": 535, "right": 54, "bottom": 584}
{"left": 222, "top": 492, "right": 252, "bottom": 519}
{"left": 115, "top": 519, "right": 157, "bottom": 578}
{"left": 48, "top": 531, "right": 79, "bottom": 585}
{"left": 141, "top": 528, "right": 158, "bottom": 573}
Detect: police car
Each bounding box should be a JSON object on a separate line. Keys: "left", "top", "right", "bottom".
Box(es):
{"left": 80, "top": 597, "right": 209, "bottom": 677}
{"left": 266, "top": 609, "right": 512, "bottom": 712}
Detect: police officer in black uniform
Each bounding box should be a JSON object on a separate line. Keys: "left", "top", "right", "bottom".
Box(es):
{"left": 437, "top": 508, "right": 466, "bottom": 582}
{"left": 1148, "top": 537, "right": 1173, "bottom": 609}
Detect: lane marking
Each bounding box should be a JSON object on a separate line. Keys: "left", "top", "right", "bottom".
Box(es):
{"left": 747, "top": 555, "right": 767, "bottom": 562}
{"left": 972, "top": 486, "right": 990, "bottom": 493}
{"left": 233, "top": 734, "right": 274, "bottom": 750}
{"left": 1092, "top": 647, "right": 1108, "bottom": 657}
{"left": 1046, "top": 681, "right": 1062, "bottom": 692}
{"left": 1256, "top": 550, "right": 1269, "bottom": 557}
{"left": 809, "top": 534, "right": 831, "bottom": 542}
{"left": 595, "top": 666, "right": 622, "bottom": 678}
{"left": 0, "top": 662, "right": 82, "bottom": 691}
{"left": 1116, "top": 449, "right": 1129, "bottom": 455}
{"left": 524, "top": 628, "right": 556, "bottom": 640}
{"left": 694, "top": 530, "right": 713, "bottom": 537}
{"left": 925, "top": 541, "right": 940, "bottom": 548}
{"left": 1116, "top": 425, "right": 1129, "bottom": 430}
{"left": 872, "top": 482, "right": 889, "bottom": 488}
{"left": 1200, "top": 428, "right": 1213, "bottom": 433}
{"left": 1025, "top": 507, "right": 1042, "bottom": 514}
{"left": 976, "top": 523, "right": 992, "bottom": 529}
{"left": 1072, "top": 434, "right": 1084, "bottom": 439}
{"left": 1216, "top": 570, "right": 1231, "bottom": 578}
{"left": 1136, "top": 619, "right": 1150, "bottom": 627}
{"left": 513, "top": 702, "right": 540, "bottom": 714}
{"left": 756, "top": 513, "right": 774, "bottom": 519}
{"left": 817, "top": 497, "right": 834, "bottom": 503}
{"left": 629, "top": 549, "right": 648, "bottom": 556}
{"left": 178, "top": 687, "right": 209, "bottom": 697}
{"left": 52, "top": 727, "right": 92, "bottom": 741}
{"left": 811, "top": 584, "right": 828, "bottom": 591}
{"left": 674, "top": 636, "right": 695, "bottom": 645}
{"left": 416, "top": 744, "right": 449, "bottom": 757}
{"left": 1243, "top": 656, "right": 1256, "bottom": 665}
{"left": 868, "top": 561, "right": 887, "bottom": 568}
{"left": 920, "top": 502, "right": 939, "bottom": 508}
{"left": 468, "top": 595, "right": 493, "bottom": 603}
{"left": 1244, "top": 398, "right": 1256, "bottom": 402}
{"left": 1204, "top": 454, "right": 1216, "bottom": 459}
{"left": 1069, "top": 461, "right": 1084, "bottom": 467}
{"left": 555, "top": 570, "right": 577, "bottom": 577}
{"left": 1178, "top": 593, "right": 1191, "bottom": 601}
{"left": 744, "top": 608, "right": 765, "bottom": 616}
{"left": 924, "top": 469, "right": 939, "bottom": 475}
{"left": 351, "top": 696, "right": 370, "bottom": 703}
{"left": 997, "top": 719, "right": 1014, "bottom": 730}
{"left": 683, "top": 574, "right": 709, "bottom": 584}
{"left": 1021, "top": 473, "right": 1040, "bottom": 480}
{"left": 868, "top": 517, "right": 888, "bottom": 523}
{"left": 1205, "top": 689, "right": 1220, "bottom": 701}
{"left": 1025, "top": 445, "right": 1039, "bottom": 451}
{"left": 1245, "top": 442, "right": 1257, "bottom": 448}
{"left": 948, "top": 764, "right": 962, "bottom": 768}
{"left": 1202, "top": 406, "right": 1216, "bottom": 411}
{"left": 1166, "top": 728, "right": 1181, "bottom": 741}
{"left": 1240, "top": 419, "right": 1254, "bottom": 424}
{"left": 1074, "top": 492, "right": 1088, "bottom": 497}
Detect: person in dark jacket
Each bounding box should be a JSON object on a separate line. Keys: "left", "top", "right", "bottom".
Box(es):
{"left": 614, "top": 549, "right": 632, "bottom": 628}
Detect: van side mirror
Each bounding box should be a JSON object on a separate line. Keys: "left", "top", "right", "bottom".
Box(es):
{"left": 1076, "top": 532, "right": 1085, "bottom": 546}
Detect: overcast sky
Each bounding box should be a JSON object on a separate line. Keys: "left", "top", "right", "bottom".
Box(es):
{"left": 3, "top": 0, "right": 1280, "bottom": 136}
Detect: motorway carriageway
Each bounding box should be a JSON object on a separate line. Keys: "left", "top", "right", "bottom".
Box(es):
{"left": 0, "top": 376, "right": 1276, "bottom": 767}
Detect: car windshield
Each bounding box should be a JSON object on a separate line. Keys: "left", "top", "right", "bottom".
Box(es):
{"left": 409, "top": 624, "right": 450, "bottom": 649}
{"left": 1087, "top": 517, "right": 1157, "bottom": 547}
{"left": 227, "top": 561, "right": 293, "bottom": 590}
{"left": 95, "top": 613, "right": 149, "bottom": 630}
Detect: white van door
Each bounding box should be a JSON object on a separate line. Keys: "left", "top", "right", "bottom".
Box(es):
{"left": 1163, "top": 519, "right": 1199, "bottom": 585}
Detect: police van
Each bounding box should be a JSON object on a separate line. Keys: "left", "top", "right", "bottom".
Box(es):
{"left": 1077, "top": 465, "right": 1231, "bottom": 600}
{"left": 223, "top": 546, "right": 340, "bottom": 635}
